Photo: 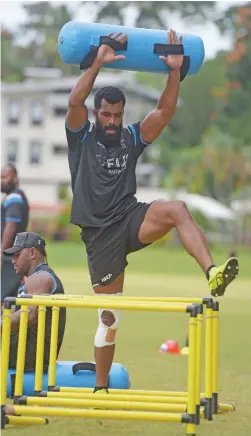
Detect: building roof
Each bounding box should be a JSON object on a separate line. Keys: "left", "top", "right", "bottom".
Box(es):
{"left": 2, "top": 71, "right": 161, "bottom": 102}
{"left": 136, "top": 188, "right": 236, "bottom": 221}
{"left": 231, "top": 198, "right": 251, "bottom": 216}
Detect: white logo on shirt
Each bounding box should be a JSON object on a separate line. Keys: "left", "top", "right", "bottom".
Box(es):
{"left": 96, "top": 154, "right": 129, "bottom": 175}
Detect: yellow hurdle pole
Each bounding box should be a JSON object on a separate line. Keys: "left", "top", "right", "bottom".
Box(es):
{"left": 13, "top": 305, "right": 29, "bottom": 401}
{"left": 195, "top": 306, "right": 204, "bottom": 424}
{"left": 18, "top": 395, "right": 197, "bottom": 413}
{"left": 1, "top": 306, "right": 12, "bottom": 411}
{"left": 29, "top": 294, "right": 204, "bottom": 304}
{"left": 38, "top": 391, "right": 189, "bottom": 404}
{"left": 212, "top": 301, "right": 219, "bottom": 414}
{"left": 12, "top": 405, "right": 187, "bottom": 423}
{"left": 13, "top": 296, "right": 190, "bottom": 313}
{"left": 52, "top": 386, "right": 206, "bottom": 397}
{"left": 5, "top": 416, "right": 49, "bottom": 426}
{"left": 204, "top": 302, "right": 213, "bottom": 421}
{"left": 186, "top": 304, "right": 199, "bottom": 436}
{"left": 34, "top": 306, "right": 46, "bottom": 394}
{"left": 48, "top": 306, "right": 60, "bottom": 389}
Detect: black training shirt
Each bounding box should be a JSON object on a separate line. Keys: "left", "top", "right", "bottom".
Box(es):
{"left": 1, "top": 188, "right": 29, "bottom": 240}
{"left": 66, "top": 121, "right": 151, "bottom": 228}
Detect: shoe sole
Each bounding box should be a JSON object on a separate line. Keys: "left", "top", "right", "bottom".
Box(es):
{"left": 213, "top": 257, "right": 239, "bottom": 297}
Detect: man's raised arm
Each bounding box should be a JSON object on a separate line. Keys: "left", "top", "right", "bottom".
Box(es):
{"left": 140, "top": 29, "right": 184, "bottom": 144}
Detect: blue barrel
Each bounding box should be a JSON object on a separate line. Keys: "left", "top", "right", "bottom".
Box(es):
{"left": 7, "top": 361, "right": 130, "bottom": 397}
{"left": 58, "top": 21, "right": 205, "bottom": 75}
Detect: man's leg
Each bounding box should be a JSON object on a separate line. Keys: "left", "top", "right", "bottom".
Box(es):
{"left": 93, "top": 273, "right": 125, "bottom": 391}
{"left": 138, "top": 200, "right": 238, "bottom": 295}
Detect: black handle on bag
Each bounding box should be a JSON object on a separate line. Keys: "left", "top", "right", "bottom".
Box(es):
{"left": 72, "top": 362, "right": 96, "bottom": 374}
{"left": 72, "top": 361, "right": 110, "bottom": 387}
{"left": 153, "top": 43, "right": 184, "bottom": 56}
{"left": 153, "top": 43, "right": 190, "bottom": 82}
{"left": 80, "top": 36, "right": 128, "bottom": 70}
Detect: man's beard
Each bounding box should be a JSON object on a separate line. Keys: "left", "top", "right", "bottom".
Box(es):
{"left": 95, "top": 120, "right": 122, "bottom": 147}
{"left": 1, "top": 181, "right": 16, "bottom": 194}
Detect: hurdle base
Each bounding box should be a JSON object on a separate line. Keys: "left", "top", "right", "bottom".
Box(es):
{"left": 50, "top": 386, "right": 60, "bottom": 392}
{"left": 196, "top": 405, "right": 200, "bottom": 425}
{"left": 212, "top": 393, "right": 218, "bottom": 414}
{"left": 181, "top": 413, "right": 196, "bottom": 424}
{"left": 1, "top": 406, "right": 6, "bottom": 429}
{"left": 13, "top": 396, "right": 22, "bottom": 405}
{"left": 204, "top": 398, "right": 213, "bottom": 420}
{"left": 37, "top": 391, "right": 48, "bottom": 397}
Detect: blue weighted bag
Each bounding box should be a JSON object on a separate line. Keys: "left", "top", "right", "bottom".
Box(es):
{"left": 7, "top": 361, "right": 130, "bottom": 397}
{"left": 57, "top": 21, "right": 205, "bottom": 80}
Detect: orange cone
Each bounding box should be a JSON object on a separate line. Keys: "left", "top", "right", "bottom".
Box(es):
{"left": 159, "top": 340, "right": 180, "bottom": 354}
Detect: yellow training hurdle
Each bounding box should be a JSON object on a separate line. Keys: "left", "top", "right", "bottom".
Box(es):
{"left": 1, "top": 295, "right": 235, "bottom": 435}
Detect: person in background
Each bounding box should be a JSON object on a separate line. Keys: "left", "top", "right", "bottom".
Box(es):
{"left": 1, "top": 163, "right": 29, "bottom": 303}
{"left": 1, "top": 232, "right": 66, "bottom": 416}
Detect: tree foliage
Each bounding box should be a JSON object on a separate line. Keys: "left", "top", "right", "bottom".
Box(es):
{"left": 92, "top": 1, "right": 216, "bottom": 28}
{"left": 164, "top": 127, "right": 251, "bottom": 205}
{"left": 214, "top": 3, "right": 251, "bottom": 144}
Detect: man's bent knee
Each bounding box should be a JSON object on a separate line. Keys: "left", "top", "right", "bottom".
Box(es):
{"left": 162, "top": 200, "right": 190, "bottom": 225}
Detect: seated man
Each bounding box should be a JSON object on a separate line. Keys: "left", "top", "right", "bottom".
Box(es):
{"left": 1, "top": 232, "right": 66, "bottom": 414}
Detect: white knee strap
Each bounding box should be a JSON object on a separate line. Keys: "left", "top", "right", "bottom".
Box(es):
{"left": 94, "top": 293, "right": 122, "bottom": 348}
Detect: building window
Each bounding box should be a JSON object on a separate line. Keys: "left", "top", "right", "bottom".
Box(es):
{"left": 29, "top": 141, "right": 42, "bottom": 164}
{"left": 6, "top": 139, "right": 18, "bottom": 163}
{"left": 53, "top": 107, "right": 67, "bottom": 117}
{"left": 53, "top": 144, "right": 68, "bottom": 155}
{"left": 7, "top": 101, "right": 21, "bottom": 125}
{"left": 31, "top": 101, "right": 43, "bottom": 125}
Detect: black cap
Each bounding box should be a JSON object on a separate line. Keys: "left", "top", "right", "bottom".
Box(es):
{"left": 3, "top": 232, "right": 46, "bottom": 256}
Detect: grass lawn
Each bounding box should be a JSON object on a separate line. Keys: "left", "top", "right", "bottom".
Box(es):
{"left": 5, "top": 244, "right": 251, "bottom": 436}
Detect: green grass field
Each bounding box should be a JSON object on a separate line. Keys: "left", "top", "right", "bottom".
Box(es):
{"left": 6, "top": 244, "right": 251, "bottom": 436}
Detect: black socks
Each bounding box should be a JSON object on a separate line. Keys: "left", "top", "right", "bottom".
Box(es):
{"left": 206, "top": 264, "right": 216, "bottom": 280}
{"left": 93, "top": 386, "right": 108, "bottom": 393}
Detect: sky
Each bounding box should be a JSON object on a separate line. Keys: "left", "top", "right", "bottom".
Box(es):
{"left": 0, "top": 0, "right": 248, "bottom": 59}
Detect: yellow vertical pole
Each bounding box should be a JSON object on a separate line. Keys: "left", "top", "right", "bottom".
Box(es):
{"left": 34, "top": 306, "right": 46, "bottom": 394}
{"left": 186, "top": 304, "right": 199, "bottom": 435}
{"left": 48, "top": 306, "right": 60, "bottom": 389}
{"left": 204, "top": 301, "right": 213, "bottom": 420}
{"left": 1, "top": 306, "right": 12, "bottom": 409}
{"left": 13, "top": 305, "right": 29, "bottom": 400}
{"left": 212, "top": 301, "right": 219, "bottom": 414}
{"left": 195, "top": 306, "right": 204, "bottom": 424}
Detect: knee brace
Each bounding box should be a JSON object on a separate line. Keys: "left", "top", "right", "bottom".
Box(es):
{"left": 94, "top": 293, "right": 122, "bottom": 348}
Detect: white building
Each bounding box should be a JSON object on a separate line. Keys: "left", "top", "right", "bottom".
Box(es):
{"left": 1, "top": 70, "right": 161, "bottom": 211}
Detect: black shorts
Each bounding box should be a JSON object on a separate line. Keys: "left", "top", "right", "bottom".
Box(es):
{"left": 81, "top": 202, "right": 151, "bottom": 286}
{"left": 1, "top": 257, "right": 21, "bottom": 303}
